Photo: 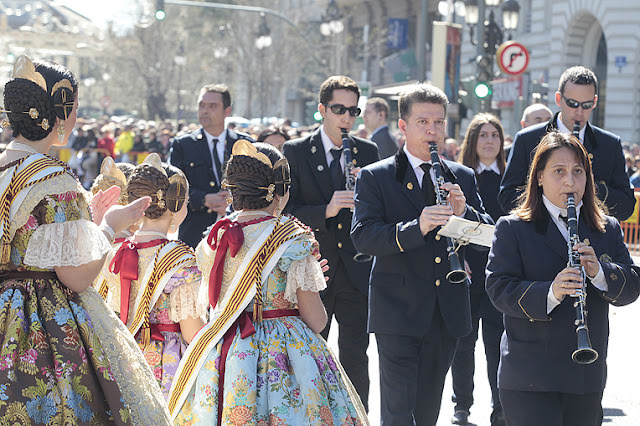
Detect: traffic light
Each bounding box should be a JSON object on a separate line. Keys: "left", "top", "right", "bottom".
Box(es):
{"left": 155, "top": 0, "right": 166, "bottom": 21}
{"left": 474, "top": 81, "right": 492, "bottom": 99}
{"left": 474, "top": 54, "right": 494, "bottom": 111}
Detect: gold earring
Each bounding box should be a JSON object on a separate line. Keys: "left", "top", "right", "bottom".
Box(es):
{"left": 57, "top": 120, "right": 65, "bottom": 143}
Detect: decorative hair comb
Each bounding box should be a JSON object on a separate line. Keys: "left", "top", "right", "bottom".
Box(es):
{"left": 99, "top": 157, "right": 127, "bottom": 188}
{"left": 141, "top": 153, "right": 167, "bottom": 176}
{"left": 231, "top": 139, "right": 272, "bottom": 168}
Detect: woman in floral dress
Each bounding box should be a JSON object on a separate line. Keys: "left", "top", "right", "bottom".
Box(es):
{"left": 95, "top": 154, "right": 206, "bottom": 398}
{"left": 0, "top": 55, "right": 171, "bottom": 424}
{"left": 169, "top": 141, "right": 367, "bottom": 425}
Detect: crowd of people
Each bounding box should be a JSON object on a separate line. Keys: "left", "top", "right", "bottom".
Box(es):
{"left": 1, "top": 53, "right": 639, "bottom": 426}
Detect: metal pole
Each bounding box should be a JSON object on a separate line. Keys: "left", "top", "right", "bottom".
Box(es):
{"left": 164, "top": 0, "right": 325, "bottom": 66}
{"left": 476, "top": 1, "right": 486, "bottom": 112}
{"left": 416, "top": 0, "right": 428, "bottom": 81}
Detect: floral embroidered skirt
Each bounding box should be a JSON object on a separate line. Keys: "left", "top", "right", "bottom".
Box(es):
{"left": 0, "top": 278, "right": 132, "bottom": 424}
{"left": 175, "top": 316, "right": 368, "bottom": 425}
{"left": 0, "top": 278, "right": 172, "bottom": 425}
{"left": 140, "top": 330, "right": 186, "bottom": 399}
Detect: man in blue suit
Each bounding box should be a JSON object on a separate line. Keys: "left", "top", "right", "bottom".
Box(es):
{"left": 169, "top": 84, "right": 252, "bottom": 248}
{"left": 499, "top": 66, "right": 635, "bottom": 221}
{"left": 351, "top": 83, "right": 493, "bottom": 425}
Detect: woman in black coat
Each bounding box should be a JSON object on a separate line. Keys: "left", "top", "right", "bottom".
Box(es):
{"left": 486, "top": 131, "right": 640, "bottom": 426}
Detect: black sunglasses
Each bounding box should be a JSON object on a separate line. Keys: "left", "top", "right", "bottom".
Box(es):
{"left": 326, "top": 103, "right": 361, "bottom": 117}
{"left": 561, "top": 94, "right": 595, "bottom": 110}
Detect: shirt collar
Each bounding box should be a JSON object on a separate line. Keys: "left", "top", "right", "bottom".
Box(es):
{"left": 556, "top": 117, "right": 586, "bottom": 142}
{"left": 476, "top": 160, "right": 501, "bottom": 175}
{"left": 371, "top": 124, "right": 388, "bottom": 137}
{"left": 542, "top": 194, "right": 582, "bottom": 222}
{"left": 320, "top": 126, "right": 341, "bottom": 155}
{"left": 403, "top": 144, "right": 428, "bottom": 173}
{"left": 203, "top": 128, "right": 227, "bottom": 144}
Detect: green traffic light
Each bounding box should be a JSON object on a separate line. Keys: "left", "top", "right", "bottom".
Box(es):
{"left": 474, "top": 82, "right": 491, "bottom": 99}
{"left": 155, "top": 9, "right": 166, "bottom": 20}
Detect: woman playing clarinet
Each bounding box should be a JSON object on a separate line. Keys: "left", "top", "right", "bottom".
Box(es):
{"left": 486, "top": 131, "right": 640, "bottom": 425}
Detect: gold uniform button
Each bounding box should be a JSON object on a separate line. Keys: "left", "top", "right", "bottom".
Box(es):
{"left": 435, "top": 279, "right": 441, "bottom": 286}
{"left": 435, "top": 256, "right": 442, "bottom": 264}
{"left": 337, "top": 223, "right": 343, "bottom": 230}
{"left": 337, "top": 242, "right": 343, "bottom": 249}
{"left": 589, "top": 153, "right": 594, "bottom": 160}
{"left": 189, "top": 162, "right": 195, "bottom": 167}
{"left": 435, "top": 235, "right": 441, "bottom": 241}
{"left": 209, "top": 181, "right": 216, "bottom": 187}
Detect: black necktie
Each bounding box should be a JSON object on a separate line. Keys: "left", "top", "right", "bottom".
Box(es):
{"left": 420, "top": 163, "right": 436, "bottom": 205}
{"left": 559, "top": 214, "right": 569, "bottom": 228}
{"left": 329, "top": 148, "right": 344, "bottom": 191}
{"left": 211, "top": 138, "right": 223, "bottom": 184}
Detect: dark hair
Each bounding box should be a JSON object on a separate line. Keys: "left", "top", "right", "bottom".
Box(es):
{"left": 558, "top": 66, "right": 598, "bottom": 95}
{"left": 3, "top": 58, "right": 78, "bottom": 141}
{"left": 459, "top": 113, "right": 506, "bottom": 174}
{"left": 514, "top": 131, "right": 605, "bottom": 232}
{"left": 199, "top": 84, "right": 231, "bottom": 109}
{"left": 398, "top": 83, "right": 448, "bottom": 120}
{"left": 224, "top": 142, "right": 290, "bottom": 210}
{"left": 366, "top": 97, "right": 389, "bottom": 119}
{"left": 318, "top": 76, "right": 360, "bottom": 106}
{"left": 128, "top": 162, "right": 188, "bottom": 219}
{"left": 256, "top": 126, "right": 290, "bottom": 143}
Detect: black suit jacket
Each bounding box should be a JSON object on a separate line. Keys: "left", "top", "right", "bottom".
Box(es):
{"left": 283, "top": 128, "right": 379, "bottom": 295}
{"left": 499, "top": 113, "right": 635, "bottom": 220}
{"left": 371, "top": 125, "right": 398, "bottom": 159}
{"left": 486, "top": 213, "right": 640, "bottom": 393}
{"left": 351, "top": 150, "right": 493, "bottom": 338}
{"left": 169, "top": 127, "right": 253, "bottom": 247}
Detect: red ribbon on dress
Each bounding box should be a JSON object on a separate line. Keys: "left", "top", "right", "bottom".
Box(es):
{"left": 109, "top": 238, "right": 167, "bottom": 324}
{"left": 206, "top": 218, "right": 245, "bottom": 310}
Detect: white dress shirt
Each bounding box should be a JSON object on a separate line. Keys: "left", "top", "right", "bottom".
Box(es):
{"left": 542, "top": 195, "right": 607, "bottom": 313}
{"left": 204, "top": 128, "right": 227, "bottom": 182}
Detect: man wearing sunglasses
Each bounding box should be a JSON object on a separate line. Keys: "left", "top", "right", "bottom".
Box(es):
{"left": 283, "top": 75, "right": 379, "bottom": 410}
{"left": 499, "top": 66, "right": 635, "bottom": 220}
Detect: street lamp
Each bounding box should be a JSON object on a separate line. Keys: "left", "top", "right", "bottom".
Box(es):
{"left": 462, "top": 0, "right": 520, "bottom": 110}
{"left": 320, "top": 0, "right": 344, "bottom": 37}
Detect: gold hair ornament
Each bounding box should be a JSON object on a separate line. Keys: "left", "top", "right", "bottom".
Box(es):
{"left": 156, "top": 189, "right": 165, "bottom": 209}
{"left": 12, "top": 55, "right": 47, "bottom": 92}
{"left": 167, "top": 173, "right": 186, "bottom": 211}
{"left": 0, "top": 106, "right": 50, "bottom": 131}
{"left": 231, "top": 139, "right": 272, "bottom": 168}
{"left": 141, "top": 153, "right": 168, "bottom": 176}
{"left": 258, "top": 183, "right": 276, "bottom": 202}
{"left": 99, "top": 157, "right": 128, "bottom": 188}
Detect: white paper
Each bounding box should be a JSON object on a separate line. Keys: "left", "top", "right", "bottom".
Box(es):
{"left": 437, "top": 216, "right": 495, "bottom": 247}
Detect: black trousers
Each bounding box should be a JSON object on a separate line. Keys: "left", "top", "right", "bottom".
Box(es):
{"left": 319, "top": 259, "right": 370, "bottom": 411}
{"left": 499, "top": 389, "right": 603, "bottom": 426}
{"left": 376, "top": 304, "right": 457, "bottom": 426}
{"left": 451, "top": 291, "right": 503, "bottom": 419}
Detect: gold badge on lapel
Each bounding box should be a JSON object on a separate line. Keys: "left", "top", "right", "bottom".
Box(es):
{"left": 583, "top": 238, "right": 590, "bottom": 246}
{"left": 317, "top": 164, "right": 324, "bottom": 172}
{"left": 353, "top": 147, "right": 358, "bottom": 155}
{"left": 599, "top": 253, "right": 612, "bottom": 263}
{"left": 609, "top": 273, "right": 618, "bottom": 281}
{"left": 352, "top": 159, "right": 357, "bottom": 165}
{"left": 311, "top": 146, "right": 317, "bottom": 154}
{"left": 406, "top": 182, "right": 413, "bottom": 190}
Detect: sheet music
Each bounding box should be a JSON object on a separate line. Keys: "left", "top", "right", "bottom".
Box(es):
{"left": 437, "top": 216, "right": 495, "bottom": 248}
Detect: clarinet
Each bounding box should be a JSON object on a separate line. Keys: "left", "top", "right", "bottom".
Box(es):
{"left": 428, "top": 142, "right": 469, "bottom": 284}
{"left": 566, "top": 193, "right": 599, "bottom": 364}
{"left": 572, "top": 121, "right": 580, "bottom": 139}
{"left": 341, "top": 128, "right": 373, "bottom": 263}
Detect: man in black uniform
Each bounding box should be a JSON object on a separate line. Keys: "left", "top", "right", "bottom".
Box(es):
{"left": 283, "top": 75, "right": 379, "bottom": 410}
{"left": 169, "top": 84, "right": 252, "bottom": 247}
{"left": 499, "top": 66, "right": 634, "bottom": 220}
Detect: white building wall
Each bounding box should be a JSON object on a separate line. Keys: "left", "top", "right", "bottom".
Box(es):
{"left": 460, "top": 0, "right": 640, "bottom": 142}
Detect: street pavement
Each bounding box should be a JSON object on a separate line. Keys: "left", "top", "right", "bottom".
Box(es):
{"left": 326, "top": 256, "right": 640, "bottom": 425}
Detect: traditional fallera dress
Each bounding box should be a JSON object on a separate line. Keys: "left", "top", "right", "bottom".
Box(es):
{"left": 94, "top": 237, "right": 205, "bottom": 399}
{"left": 168, "top": 215, "right": 368, "bottom": 426}
{"left": 0, "top": 151, "right": 171, "bottom": 425}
